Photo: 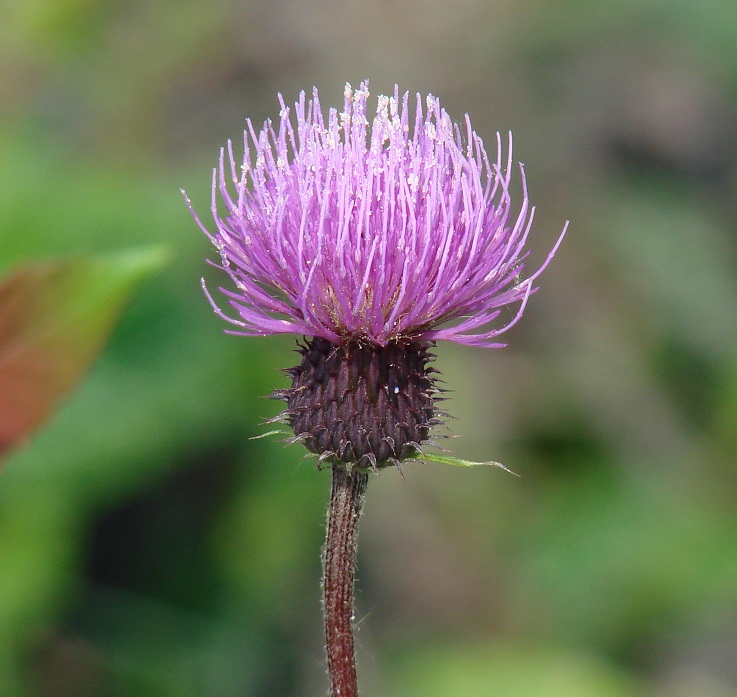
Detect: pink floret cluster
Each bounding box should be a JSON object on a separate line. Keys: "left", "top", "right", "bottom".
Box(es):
{"left": 185, "top": 81, "right": 566, "bottom": 347}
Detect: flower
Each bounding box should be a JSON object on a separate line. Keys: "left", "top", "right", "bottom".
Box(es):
{"left": 186, "top": 81, "right": 567, "bottom": 469}
{"left": 186, "top": 81, "right": 566, "bottom": 349}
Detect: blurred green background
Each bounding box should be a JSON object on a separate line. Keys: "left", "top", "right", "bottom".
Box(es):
{"left": 2, "top": 0, "right": 737, "bottom": 695}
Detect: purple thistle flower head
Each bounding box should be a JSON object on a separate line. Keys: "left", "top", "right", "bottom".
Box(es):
{"left": 186, "top": 81, "right": 566, "bottom": 349}
{"left": 186, "top": 81, "right": 567, "bottom": 470}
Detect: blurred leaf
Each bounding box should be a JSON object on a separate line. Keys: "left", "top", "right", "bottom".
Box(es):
{"left": 389, "top": 642, "right": 647, "bottom": 697}
{"left": 0, "top": 247, "right": 168, "bottom": 460}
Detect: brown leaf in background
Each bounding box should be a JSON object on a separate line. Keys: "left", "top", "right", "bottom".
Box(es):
{"left": 0, "top": 249, "right": 167, "bottom": 460}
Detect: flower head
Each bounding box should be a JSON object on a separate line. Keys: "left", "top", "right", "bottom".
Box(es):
{"left": 187, "top": 81, "right": 566, "bottom": 470}
{"left": 186, "top": 81, "right": 566, "bottom": 349}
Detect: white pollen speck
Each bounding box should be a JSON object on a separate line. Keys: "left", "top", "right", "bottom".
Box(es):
{"left": 393, "top": 386, "right": 400, "bottom": 394}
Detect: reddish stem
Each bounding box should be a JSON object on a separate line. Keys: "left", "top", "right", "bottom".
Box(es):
{"left": 323, "top": 465, "right": 369, "bottom": 697}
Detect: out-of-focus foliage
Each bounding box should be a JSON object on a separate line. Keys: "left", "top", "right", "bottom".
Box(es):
{"left": 1, "top": 1, "right": 736, "bottom": 695}
{"left": 0, "top": 249, "right": 167, "bottom": 458}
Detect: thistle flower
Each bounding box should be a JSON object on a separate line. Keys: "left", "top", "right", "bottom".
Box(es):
{"left": 187, "top": 81, "right": 567, "bottom": 697}
{"left": 185, "top": 81, "right": 566, "bottom": 471}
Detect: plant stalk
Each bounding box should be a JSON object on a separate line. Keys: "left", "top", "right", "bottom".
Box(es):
{"left": 323, "top": 465, "right": 369, "bottom": 697}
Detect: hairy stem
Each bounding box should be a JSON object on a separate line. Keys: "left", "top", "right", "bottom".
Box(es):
{"left": 323, "top": 465, "right": 369, "bottom": 697}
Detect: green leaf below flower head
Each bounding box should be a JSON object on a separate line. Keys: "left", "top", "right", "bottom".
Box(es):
{"left": 0, "top": 247, "right": 169, "bottom": 461}
{"left": 405, "top": 450, "right": 519, "bottom": 476}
